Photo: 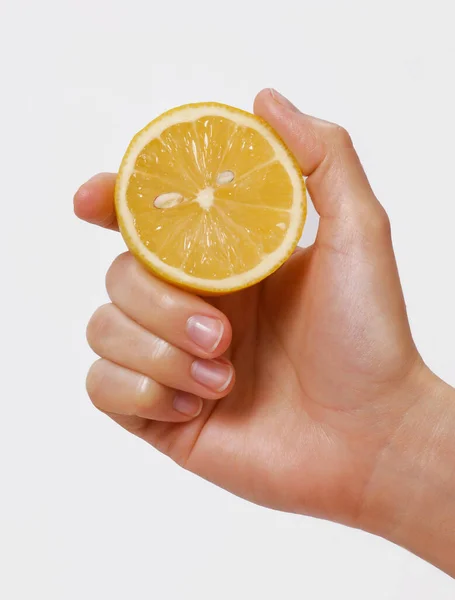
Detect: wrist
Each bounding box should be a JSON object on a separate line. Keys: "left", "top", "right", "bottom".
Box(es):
{"left": 358, "top": 366, "right": 455, "bottom": 575}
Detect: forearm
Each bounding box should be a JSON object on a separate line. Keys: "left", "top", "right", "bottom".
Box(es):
{"left": 361, "top": 370, "right": 455, "bottom": 576}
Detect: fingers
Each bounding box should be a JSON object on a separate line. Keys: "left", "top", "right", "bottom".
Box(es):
{"left": 87, "top": 359, "right": 203, "bottom": 421}
{"left": 106, "top": 253, "right": 232, "bottom": 358}
{"left": 254, "top": 88, "right": 388, "bottom": 231}
{"left": 86, "top": 302, "right": 235, "bottom": 400}
{"left": 73, "top": 173, "right": 118, "bottom": 230}
{"left": 86, "top": 255, "right": 235, "bottom": 427}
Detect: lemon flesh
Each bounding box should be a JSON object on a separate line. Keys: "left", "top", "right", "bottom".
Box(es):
{"left": 115, "top": 103, "right": 306, "bottom": 294}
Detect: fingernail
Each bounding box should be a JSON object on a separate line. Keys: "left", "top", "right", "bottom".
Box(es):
{"left": 269, "top": 88, "right": 299, "bottom": 112}
{"left": 173, "top": 393, "right": 203, "bottom": 417}
{"left": 191, "top": 359, "right": 233, "bottom": 392}
{"left": 186, "top": 315, "right": 224, "bottom": 353}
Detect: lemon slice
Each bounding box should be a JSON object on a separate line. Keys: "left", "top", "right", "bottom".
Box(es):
{"left": 115, "top": 102, "right": 306, "bottom": 294}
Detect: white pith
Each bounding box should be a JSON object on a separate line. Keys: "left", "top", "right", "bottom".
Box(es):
{"left": 195, "top": 186, "right": 215, "bottom": 210}
{"left": 117, "top": 104, "right": 305, "bottom": 291}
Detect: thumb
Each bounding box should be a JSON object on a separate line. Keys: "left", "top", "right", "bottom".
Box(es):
{"left": 254, "top": 89, "right": 390, "bottom": 243}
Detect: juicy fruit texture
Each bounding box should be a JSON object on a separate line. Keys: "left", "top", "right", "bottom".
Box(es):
{"left": 115, "top": 103, "right": 306, "bottom": 294}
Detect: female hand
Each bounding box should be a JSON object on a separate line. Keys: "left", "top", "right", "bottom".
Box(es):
{"left": 75, "top": 89, "right": 455, "bottom": 575}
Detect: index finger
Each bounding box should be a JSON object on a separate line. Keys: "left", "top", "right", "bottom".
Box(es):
{"left": 73, "top": 172, "right": 119, "bottom": 230}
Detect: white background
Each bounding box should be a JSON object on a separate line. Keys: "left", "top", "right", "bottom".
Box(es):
{"left": 1, "top": 0, "right": 454, "bottom": 597}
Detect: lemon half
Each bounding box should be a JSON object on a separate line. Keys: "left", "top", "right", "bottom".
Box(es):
{"left": 115, "top": 102, "right": 306, "bottom": 294}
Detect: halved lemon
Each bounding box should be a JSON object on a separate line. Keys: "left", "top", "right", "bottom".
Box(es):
{"left": 115, "top": 102, "right": 306, "bottom": 294}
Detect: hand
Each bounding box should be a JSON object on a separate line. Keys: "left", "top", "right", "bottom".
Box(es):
{"left": 75, "top": 89, "right": 455, "bottom": 573}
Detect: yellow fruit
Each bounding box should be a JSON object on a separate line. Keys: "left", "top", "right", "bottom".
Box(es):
{"left": 115, "top": 102, "right": 306, "bottom": 294}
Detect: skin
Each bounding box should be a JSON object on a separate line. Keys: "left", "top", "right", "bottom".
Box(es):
{"left": 75, "top": 89, "right": 455, "bottom": 576}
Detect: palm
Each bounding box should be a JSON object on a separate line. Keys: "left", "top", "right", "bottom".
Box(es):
{"left": 141, "top": 219, "right": 418, "bottom": 524}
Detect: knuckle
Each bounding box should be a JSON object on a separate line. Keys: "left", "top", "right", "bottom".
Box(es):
{"left": 86, "top": 359, "right": 106, "bottom": 408}
{"left": 156, "top": 289, "right": 177, "bottom": 312}
{"left": 150, "top": 336, "right": 173, "bottom": 361}
{"left": 105, "top": 252, "right": 132, "bottom": 294}
{"left": 327, "top": 123, "right": 353, "bottom": 149}
{"left": 134, "top": 263, "right": 176, "bottom": 312}
{"left": 86, "top": 303, "right": 116, "bottom": 349}
{"left": 133, "top": 376, "right": 158, "bottom": 416}
{"left": 370, "top": 206, "right": 391, "bottom": 239}
{"left": 351, "top": 207, "right": 391, "bottom": 249}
